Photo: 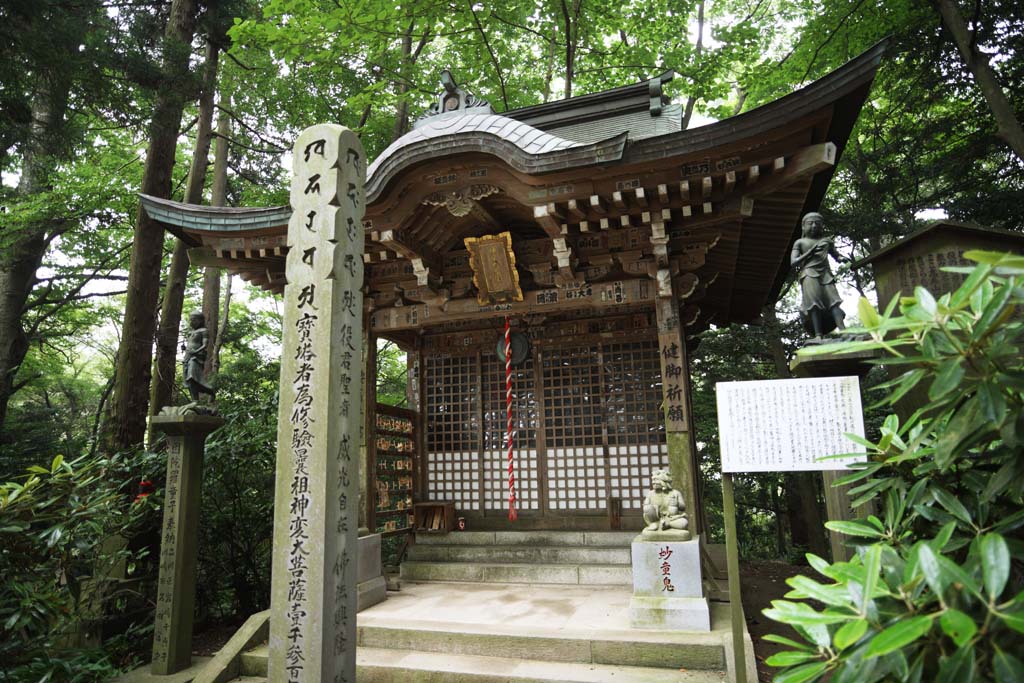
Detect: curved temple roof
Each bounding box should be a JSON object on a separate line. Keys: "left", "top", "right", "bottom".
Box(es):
{"left": 140, "top": 40, "right": 888, "bottom": 336}
{"left": 365, "top": 114, "right": 627, "bottom": 202}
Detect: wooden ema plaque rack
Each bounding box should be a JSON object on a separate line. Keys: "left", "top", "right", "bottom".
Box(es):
{"left": 413, "top": 501, "right": 455, "bottom": 534}
{"left": 371, "top": 404, "right": 418, "bottom": 536}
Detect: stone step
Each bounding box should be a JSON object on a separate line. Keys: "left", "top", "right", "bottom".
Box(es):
{"left": 415, "top": 530, "right": 636, "bottom": 547}
{"left": 239, "top": 646, "right": 269, "bottom": 677}
{"left": 237, "top": 646, "right": 726, "bottom": 683}
{"left": 406, "top": 543, "right": 631, "bottom": 565}
{"left": 357, "top": 622, "right": 725, "bottom": 670}
{"left": 400, "top": 561, "right": 631, "bottom": 585}
{"left": 356, "top": 647, "right": 727, "bottom": 683}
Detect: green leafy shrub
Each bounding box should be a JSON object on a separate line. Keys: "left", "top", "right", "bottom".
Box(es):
{"left": 763, "top": 252, "right": 1024, "bottom": 683}
{"left": 0, "top": 450, "right": 160, "bottom": 681}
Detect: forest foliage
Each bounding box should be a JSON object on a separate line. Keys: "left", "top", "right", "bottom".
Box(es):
{"left": 764, "top": 253, "right": 1024, "bottom": 683}
{"left": 0, "top": 0, "right": 1021, "bottom": 678}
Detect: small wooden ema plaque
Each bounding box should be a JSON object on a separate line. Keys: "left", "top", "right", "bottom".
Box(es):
{"left": 464, "top": 231, "right": 524, "bottom": 305}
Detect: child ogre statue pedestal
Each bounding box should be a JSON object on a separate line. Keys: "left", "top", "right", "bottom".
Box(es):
{"left": 630, "top": 469, "right": 710, "bottom": 631}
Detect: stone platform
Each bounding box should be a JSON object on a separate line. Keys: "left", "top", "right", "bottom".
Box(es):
{"left": 232, "top": 580, "right": 755, "bottom": 683}
{"left": 122, "top": 532, "right": 755, "bottom": 683}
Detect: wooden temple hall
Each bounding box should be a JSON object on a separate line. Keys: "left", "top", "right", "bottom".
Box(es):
{"left": 142, "top": 43, "right": 884, "bottom": 536}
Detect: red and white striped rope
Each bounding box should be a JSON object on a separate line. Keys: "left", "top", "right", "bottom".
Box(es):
{"left": 505, "top": 316, "right": 518, "bottom": 521}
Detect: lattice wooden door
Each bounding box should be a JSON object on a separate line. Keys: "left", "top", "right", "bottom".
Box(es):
{"left": 540, "top": 339, "right": 668, "bottom": 514}
{"left": 422, "top": 335, "right": 668, "bottom": 520}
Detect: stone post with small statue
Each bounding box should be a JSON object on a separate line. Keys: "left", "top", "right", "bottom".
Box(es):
{"left": 149, "top": 312, "right": 223, "bottom": 674}
{"left": 628, "top": 468, "right": 711, "bottom": 631}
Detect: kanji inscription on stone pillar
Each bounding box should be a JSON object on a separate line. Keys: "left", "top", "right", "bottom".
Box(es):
{"left": 268, "top": 124, "right": 365, "bottom": 683}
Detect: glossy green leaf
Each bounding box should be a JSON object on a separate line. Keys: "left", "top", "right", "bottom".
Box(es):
{"left": 861, "top": 545, "right": 882, "bottom": 615}
{"left": 931, "top": 488, "right": 972, "bottom": 525}
{"left": 994, "top": 646, "right": 1024, "bottom": 683}
{"left": 833, "top": 618, "right": 868, "bottom": 650}
{"left": 939, "top": 609, "right": 977, "bottom": 647}
{"left": 917, "top": 544, "right": 945, "bottom": 596}
{"left": 935, "top": 644, "right": 975, "bottom": 683}
{"left": 915, "top": 286, "right": 937, "bottom": 315}
{"left": 785, "top": 575, "right": 851, "bottom": 607}
{"left": 766, "top": 650, "right": 822, "bottom": 667}
{"left": 763, "top": 600, "right": 853, "bottom": 626}
{"left": 980, "top": 533, "right": 1010, "bottom": 599}
{"left": 929, "top": 358, "right": 964, "bottom": 400}
{"left": 858, "top": 297, "right": 880, "bottom": 328}
{"left": 824, "top": 520, "right": 886, "bottom": 538}
{"left": 863, "top": 615, "right": 935, "bottom": 657}
{"left": 761, "top": 634, "right": 814, "bottom": 651}
{"left": 936, "top": 555, "right": 982, "bottom": 600}
{"left": 772, "top": 661, "right": 829, "bottom": 683}
{"left": 997, "top": 611, "right": 1024, "bottom": 634}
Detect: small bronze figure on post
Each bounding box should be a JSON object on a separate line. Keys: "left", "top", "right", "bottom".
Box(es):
{"left": 791, "top": 212, "right": 846, "bottom": 338}
{"left": 182, "top": 310, "right": 216, "bottom": 403}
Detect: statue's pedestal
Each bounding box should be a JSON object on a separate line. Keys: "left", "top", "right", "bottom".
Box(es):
{"left": 150, "top": 413, "right": 223, "bottom": 675}
{"left": 630, "top": 536, "right": 710, "bottom": 631}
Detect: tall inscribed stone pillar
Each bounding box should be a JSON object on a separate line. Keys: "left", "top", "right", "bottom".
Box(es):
{"left": 268, "top": 124, "right": 365, "bottom": 683}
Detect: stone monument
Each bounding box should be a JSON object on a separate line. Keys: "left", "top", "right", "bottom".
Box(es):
{"left": 630, "top": 469, "right": 710, "bottom": 631}
{"left": 791, "top": 212, "right": 846, "bottom": 339}
{"left": 267, "top": 124, "right": 365, "bottom": 683}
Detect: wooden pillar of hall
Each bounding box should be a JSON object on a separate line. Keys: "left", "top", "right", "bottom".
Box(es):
{"left": 655, "top": 286, "right": 703, "bottom": 535}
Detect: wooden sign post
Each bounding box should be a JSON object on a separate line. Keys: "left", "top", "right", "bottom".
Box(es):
{"left": 716, "top": 376, "right": 867, "bottom": 683}
{"left": 268, "top": 124, "right": 365, "bottom": 683}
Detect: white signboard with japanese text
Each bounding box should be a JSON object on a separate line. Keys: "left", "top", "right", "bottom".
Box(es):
{"left": 716, "top": 376, "right": 867, "bottom": 473}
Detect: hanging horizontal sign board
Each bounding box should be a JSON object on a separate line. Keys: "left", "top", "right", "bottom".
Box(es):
{"left": 716, "top": 376, "right": 867, "bottom": 473}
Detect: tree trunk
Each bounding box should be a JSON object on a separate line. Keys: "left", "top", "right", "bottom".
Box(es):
{"left": 681, "top": 0, "right": 705, "bottom": 130}
{"left": 391, "top": 21, "right": 414, "bottom": 143}
{"left": 203, "top": 108, "right": 230, "bottom": 378}
{"left": 149, "top": 40, "right": 219, "bottom": 420}
{"left": 104, "top": 0, "right": 199, "bottom": 452}
{"left": 0, "top": 83, "right": 70, "bottom": 439}
{"left": 934, "top": 0, "right": 1024, "bottom": 161}
{"left": 210, "top": 273, "right": 232, "bottom": 377}
{"left": 559, "top": 0, "right": 581, "bottom": 98}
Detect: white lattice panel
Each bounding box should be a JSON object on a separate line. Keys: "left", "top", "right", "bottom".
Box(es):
{"left": 483, "top": 449, "right": 540, "bottom": 511}
{"left": 426, "top": 451, "right": 481, "bottom": 511}
{"left": 545, "top": 447, "right": 609, "bottom": 510}
{"left": 608, "top": 443, "right": 670, "bottom": 509}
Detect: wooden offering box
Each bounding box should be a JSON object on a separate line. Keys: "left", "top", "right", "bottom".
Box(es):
{"left": 414, "top": 502, "right": 455, "bottom": 534}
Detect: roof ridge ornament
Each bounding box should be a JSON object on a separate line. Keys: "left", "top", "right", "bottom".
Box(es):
{"left": 414, "top": 70, "right": 495, "bottom": 128}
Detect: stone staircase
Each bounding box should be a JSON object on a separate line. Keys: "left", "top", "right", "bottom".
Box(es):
{"left": 400, "top": 530, "right": 635, "bottom": 586}
{"left": 224, "top": 531, "right": 745, "bottom": 683}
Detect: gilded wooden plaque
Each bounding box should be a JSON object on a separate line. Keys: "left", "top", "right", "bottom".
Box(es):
{"left": 464, "top": 232, "right": 523, "bottom": 306}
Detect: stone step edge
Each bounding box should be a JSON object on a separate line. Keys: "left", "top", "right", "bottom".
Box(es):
{"left": 401, "top": 557, "right": 626, "bottom": 565}
{"left": 241, "top": 646, "right": 727, "bottom": 683}
{"left": 355, "top": 617, "right": 726, "bottom": 648}
{"left": 360, "top": 646, "right": 726, "bottom": 683}
{"left": 401, "top": 560, "right": 631, "bottom": 569}
{"left": 414, "top": 531, "right": 638, "bottom": 547}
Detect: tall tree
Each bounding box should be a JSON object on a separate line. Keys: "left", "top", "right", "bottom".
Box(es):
{"left": 0, "top": 0, "right": 119, "bottom": 438}
{"left": 150, "top": 39, "right": 220, "bottom": 417}
{"left": 105, "top": 0, "right": 200, "bottom": 451}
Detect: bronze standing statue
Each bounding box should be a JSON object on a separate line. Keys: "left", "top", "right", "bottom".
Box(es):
{"left": 182, "top": 310, "right": 216, "bottom": 403}
{"left": 791, "top": 212, "right": 846, "bottom": 338}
